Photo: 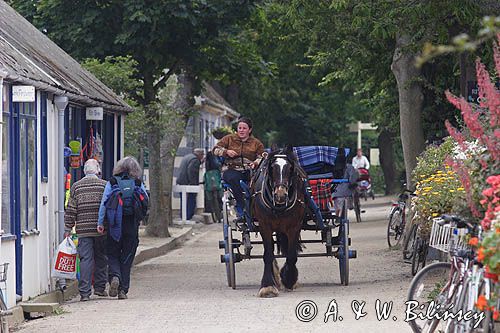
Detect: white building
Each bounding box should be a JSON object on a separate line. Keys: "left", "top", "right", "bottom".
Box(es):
{"left": 0, "top": 1, "right": 132, "bottom": 308}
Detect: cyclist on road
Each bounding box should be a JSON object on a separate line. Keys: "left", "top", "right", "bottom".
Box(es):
{"left": 352, "top": 148, "right": 370, "bottom": 170}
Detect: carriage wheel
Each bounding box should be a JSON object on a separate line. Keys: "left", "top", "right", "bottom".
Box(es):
{"left": 222, "top": 198, "right": 236, "bottom": 289}
{"left": 226, "top": 224, "right": 236, "bottom": 289}
{"left": 339, "top": 203, "right": 349, "bottom": 286}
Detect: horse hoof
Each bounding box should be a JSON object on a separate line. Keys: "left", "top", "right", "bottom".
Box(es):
{"left": 258, "top": 286, "right": 279, "bottom": 298}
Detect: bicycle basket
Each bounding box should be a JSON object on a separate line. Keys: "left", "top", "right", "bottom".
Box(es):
{"left": 429, "top": 218, "right": 469, "bottom": 253}
{"left": 0, "top": 263, "right": 8, "bottom": 283}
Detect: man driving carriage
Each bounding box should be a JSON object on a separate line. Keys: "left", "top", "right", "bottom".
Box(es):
{"left": 212, "top": 117, "right": 266, "bottom": 222}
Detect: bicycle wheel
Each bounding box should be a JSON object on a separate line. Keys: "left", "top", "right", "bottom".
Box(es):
{"left": 403, "top": 224, "right": 417, "bottom": 261}
{"left": 387, "top": 207, "right": 403, "bottom": 248}
{"left": 353, "top": 193, "right": 361, "bottom": 223}
{"left": 411, "top": 238, "right": 421, "bottom": 276}
{"left": 407, "top": 262, "right": 453, "bottom": 333}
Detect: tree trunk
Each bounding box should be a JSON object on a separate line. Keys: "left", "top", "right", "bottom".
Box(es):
{"left": 144, "top": 73, "right": 171, "bottom": 237}
{"left": 391, "top": 34, "right": 426, "bottom": 189}
{"left": 160, "top": 71, "right": 196, "bottom": 227}
{"left": 459, "top": 52, "right": 476, "bottom": 99}
{"left": 377, "top": 130, "right": 398, "bottom": 194}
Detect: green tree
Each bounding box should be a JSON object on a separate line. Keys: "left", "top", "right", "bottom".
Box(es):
{"left": 285, "top": 0, "right": 496, "bottom": 188}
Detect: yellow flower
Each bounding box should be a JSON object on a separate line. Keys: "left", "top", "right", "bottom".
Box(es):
{"left": 437, "top": 170, "right": 444, "bottom": 174}
{"left": 420, "top": 175, "right": 427, "bottom": 178}
{"left": 457, "top": 188, "right": 465, "bottom": 191}
{"left": 432, "top": 213, "right": 439, "bottom": 217}
{"left": 449, "top": 190, "right": 455, "bottom": 193}
{"left": 432, "top": 192, "right": 440, "bottom": 195}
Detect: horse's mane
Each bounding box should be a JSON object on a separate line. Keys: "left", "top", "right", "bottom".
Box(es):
{"left": 266, "top": 147, "right": 307, "bottom": 180}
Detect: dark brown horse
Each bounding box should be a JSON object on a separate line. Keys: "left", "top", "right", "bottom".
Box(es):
{"left": 250, "top": 147, "right": 307, "bottom": 297}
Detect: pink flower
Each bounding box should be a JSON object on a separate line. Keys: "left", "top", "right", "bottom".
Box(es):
{"left": 483, "top": 188, "right": 494, "bottom": 197}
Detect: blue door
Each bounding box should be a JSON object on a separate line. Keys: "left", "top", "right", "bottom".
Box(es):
{"left": 9, "top": 95, "right": 37, "bottom": 297}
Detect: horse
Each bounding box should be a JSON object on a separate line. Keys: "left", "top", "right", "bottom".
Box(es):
{"left": 250, "top": 146, "right": 307, "bottom": 297}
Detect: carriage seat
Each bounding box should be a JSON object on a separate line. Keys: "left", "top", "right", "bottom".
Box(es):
{"left": 308, "top": 179, "right": 334, "bottom": 212}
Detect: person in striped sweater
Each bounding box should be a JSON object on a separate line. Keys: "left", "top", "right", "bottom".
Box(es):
{"left": 64, "top": 159, "right": 108, "bottom": 302}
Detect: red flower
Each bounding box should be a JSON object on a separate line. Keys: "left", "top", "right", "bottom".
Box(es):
{"left": 468, "top": 237, "right": 479, "bottom": 246}
{"left": 477, "top": 247, "right": 486, "bottom": 262}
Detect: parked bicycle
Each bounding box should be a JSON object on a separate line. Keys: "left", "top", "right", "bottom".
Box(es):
{"left": 0, "top": 263, "right": 12, "bottom": 333}
{"left": 387, "top": 188, "right": 414, "bottom": 248}
{"left": 406, "top": 215, "right": 496, "bottom": 333}
{"left": 410, "top": 223, "right": 429, "bottom": 276}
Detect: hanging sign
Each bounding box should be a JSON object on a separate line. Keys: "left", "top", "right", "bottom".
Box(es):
{"left": 12, "top": 85, "right": 35, "bottom": 102}
{"left": 86, "top": 107, "right": 103, "bottom": 120}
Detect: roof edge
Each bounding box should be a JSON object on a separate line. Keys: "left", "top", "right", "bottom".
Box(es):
{"left": 2, "top": 71, "right": 134, "bottom": 113}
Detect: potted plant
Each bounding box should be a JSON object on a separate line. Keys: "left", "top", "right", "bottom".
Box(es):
{"left": 211, "top": 126, "right": 233, "bottom": 139}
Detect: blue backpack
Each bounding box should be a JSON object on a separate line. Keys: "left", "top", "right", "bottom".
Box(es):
{"left": 114, "top": 174, "right": 136, "bottom": 216}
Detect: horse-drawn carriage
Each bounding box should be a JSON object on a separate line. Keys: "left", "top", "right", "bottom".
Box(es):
{"left": 218, "top": 146, "right": 357, "bottom": 296}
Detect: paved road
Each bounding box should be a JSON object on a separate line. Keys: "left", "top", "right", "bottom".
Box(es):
{"left": 18, "top": 198, "right": 417, "bottom": 333}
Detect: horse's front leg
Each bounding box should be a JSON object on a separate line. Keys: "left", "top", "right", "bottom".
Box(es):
{"left": 280, "top": 229, "right": 300, "bottom": 290}
{"left": 258, "top": 226, "right": 279, "bottom": 297}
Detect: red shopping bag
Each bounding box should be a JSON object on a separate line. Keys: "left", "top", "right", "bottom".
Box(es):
{"left": 52, "top": 237, "right": 77, "bottom": 280}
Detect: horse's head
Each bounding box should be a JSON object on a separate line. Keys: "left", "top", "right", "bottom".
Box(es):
{"left": 269, "top": 148, "right": 295, "bottom": 206}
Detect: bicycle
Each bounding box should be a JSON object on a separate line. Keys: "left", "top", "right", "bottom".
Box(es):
{"left": 410, "top": 225, "right": 428, "bottom": 276}
{"left": 0, "top": 263, "right": 12, "bottom": 333}
{"left": 387, "top": 189, "right": 414, "bottom": 248}
{"left": 406, "top": 215, "right": 495, "bottom": 333}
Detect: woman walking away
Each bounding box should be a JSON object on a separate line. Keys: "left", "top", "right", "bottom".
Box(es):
{"left": 97, "top": 156, "right": 149, "bottom": 299}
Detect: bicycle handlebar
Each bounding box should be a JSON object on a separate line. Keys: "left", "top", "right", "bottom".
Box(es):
{"left": 439, "top": 214, "right": 474, "bottom": 230}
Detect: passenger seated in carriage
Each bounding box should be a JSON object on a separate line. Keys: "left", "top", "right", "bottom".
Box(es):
{"left": 212, "top": 117, "right": 266, "bottom": 221}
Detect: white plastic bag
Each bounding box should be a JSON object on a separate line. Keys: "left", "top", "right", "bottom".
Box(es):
{"left": 52, "top": 237, "right": 77, "bottom": 280}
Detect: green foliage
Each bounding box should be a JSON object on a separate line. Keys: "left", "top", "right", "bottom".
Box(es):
{"left": 81, "top": 56, "right": 147, "bottom": 159}
{"left": 411, "top": 137, "right": 455, "bottom": 183}
{"left": 370, "top": 165, "right": 384, "bottom": 195}
{"left": 418, "top": 16, "right": 500, "bottom": 66}
{"left": 82, "top": 56, "right": 141, "bottom": 104}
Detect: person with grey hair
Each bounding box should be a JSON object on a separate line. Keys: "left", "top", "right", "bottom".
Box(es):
{"left": 64, "top": 159, "right": 108, "bottom": 301}
{"left": 97, "top": 156, "right": 148, "bottom": 300}
{"left": 176, "top": 148, "right": 204, "bottom": 220}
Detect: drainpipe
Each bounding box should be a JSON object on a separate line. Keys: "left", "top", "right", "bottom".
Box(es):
{"left": 0, "top": 71, "right": 4, "bottom": 258}
{"left": 54, "top": 96, "right": 68, "bottom": 243}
